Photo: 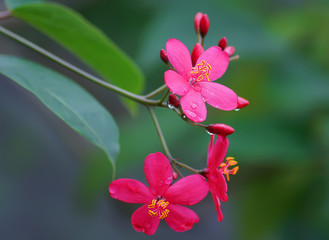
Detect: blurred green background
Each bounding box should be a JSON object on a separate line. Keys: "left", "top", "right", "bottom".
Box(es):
{"left": 1, "top": 0, "right": 329, "bottom": 239}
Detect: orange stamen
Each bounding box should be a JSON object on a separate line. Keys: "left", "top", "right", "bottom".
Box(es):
{"left": 219, "top": 157, "right": 239, "bottom": 181}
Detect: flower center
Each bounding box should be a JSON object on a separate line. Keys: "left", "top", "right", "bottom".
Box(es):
{"left": 147, "top": 198, "right": 170, "bottom": 219}
{"left": 219, "top": 157, "right": 239, "bottom": 181}
{"left": 191, "top": 60, "right": 212, "bottom": 82}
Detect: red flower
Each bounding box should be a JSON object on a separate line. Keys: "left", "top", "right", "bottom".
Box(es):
{"left": 164, "top": 38, "right": 238, "bottom": 122}
{"left": 109, "top": 152, "right": 209, "bottom": 235}
{"left": 205, "top": 135, "right": 238, "bottom": 221}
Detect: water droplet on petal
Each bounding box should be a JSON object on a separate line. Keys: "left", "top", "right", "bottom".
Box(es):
{"left": 185, "top": 110, "right": 197, "bottom": 118}
{"left": 128, "top": 181, "right": 139, "bottom": 192}
{"left": 202, "top": 97, "right": 207, "bottom": 102}
{"left": 158, "top": 180, "right": 164, "bottom": 186}
{"left": 190, "top": 103, "right": 198, "bottom": 109}
{"left": 109, "top": 186, "right": 117, "bottom": 195}
{"left": 164, "top": 177, "right": 172, "bottom": 184}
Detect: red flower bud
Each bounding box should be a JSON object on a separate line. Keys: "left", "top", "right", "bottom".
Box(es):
{"left": 224, "top": 46, "right": 235, "bottom": 57}
{"left": 199, "top": 14, "right": 209, "bottom": 37}
{"left": 172, "top": 172, "right": 178, "bottom": 180}
{"left": 167, "top": 94, "right": 180, "bottom": 108}
{"left": 191, "top": 43, "right": 204, "bottom": 66}
{"left": 194, "top": 12, "right": 203, "bottom": 33}
{"left": 237, "top": 97, "right": 249, "bottom": 109}
{"left": 160, "top": 49, "right": 168, "bottom": 64}
{"left": 218, "top": 37, "right": 227, "bottom": 50}
{"left": 206, "top": 124, "right": 235, "bottom": 136}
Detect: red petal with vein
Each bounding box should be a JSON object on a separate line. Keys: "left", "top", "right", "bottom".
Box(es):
{"left": 166, "top": 38, "right": 192, "bottom": 80}
{"left": 131, "top": 205, "right": 160, "bottom": 235}
{"left": 200, "top": 82, "right": 238, "bottom": 111}
{"left": 180, "top": 89, "right": 207, "bottom": 122}
{"left": 208, "top": 135, "right": 229, "bottom": 169}
{"left": 165, "top": 204, "right": 199, "bottom": 232}
{"left": 164, "top": 175, "right": 209, "bottom": 205}
{"left": 144, "top": 152, "right": 172, "bottom": 196}
{"left": 109, "top": 179, "right": 154, "bottom": 204}
{"left": 210, "top": 190, "right": 224, "bottom": 222}
{"left": 164, "top": 70, "right": 191, "bottom": 96}
{"left": 209, "top": 171, "right": 228, "bottom": 202}
{"left": 196, "top": 46, "right": 229, "bottom": 81}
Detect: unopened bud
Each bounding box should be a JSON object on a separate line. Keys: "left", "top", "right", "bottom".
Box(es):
{"left": 224, "top": 46, "right": 235, "bottom": 57}
{"left": 206, "top": 124, "right": 235, "bottom": 136}
{"left": 237, "top": 97, "right": 249, "bottom": 109}
{"left": 199, "top": 14, "right": 209, "bottom": 37}
{"left": 160, "top": 49, "right": 168, "bottom": 64}
{"left": 168, "top": 94, "right": 180, "bottom": 108}
{"left": 218, "top": 37, "right": 227, "bottom": 50}
{"left": 194, "top": 12, "right": 203, "bottom": 33}
{"left": 172, "top": 172, "right": 178, "bottom": 180}
{"left": 191, "top": 43, "right": 204, "bottom": 66}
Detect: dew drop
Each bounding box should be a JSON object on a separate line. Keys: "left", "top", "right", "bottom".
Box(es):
{"left": 235, "top": 108, "right": 240, "bottom": 111}
{"left": 190, "top": 103, "right": 198, "bottom": 109}
{"left": 185, "top": 110, "right": 197, "bottom": 118}
{"left": 183, "top": 115, "right": 187, "bottom": 119}
{"left": 164, "top": 176, "right": 172, "bottom": 184}
{"left": 168, "top": 103, "right": 175, "bottom": 109}
{"left": 109, "top": 186, "right": 117, "bottom": 195}
{"left": 206, "top": 130, "right": 214, "bottom": 135}
{"left": 158, "top": 180, "right": 164, "bottom": 186}
{"left": 202, "top": 97, "right": 207, "bottom": 102}
{"left": 128, "top": 181, "right": 139, "bottom": 192}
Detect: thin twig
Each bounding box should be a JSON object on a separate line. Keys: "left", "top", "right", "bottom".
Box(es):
{"left": 0, "top": 26, "right": 164, "bottom": 106}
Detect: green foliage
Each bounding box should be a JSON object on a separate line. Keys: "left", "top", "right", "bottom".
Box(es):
{"left": 11, "top": 2, "right": 144, "bottom": 113}
{"left": 0, "top": 55, "right": 119, "bottom": 174}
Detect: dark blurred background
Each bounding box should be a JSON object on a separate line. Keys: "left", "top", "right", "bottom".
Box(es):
{"left": 1, "top": 0, "right": 329, "bottom": 239}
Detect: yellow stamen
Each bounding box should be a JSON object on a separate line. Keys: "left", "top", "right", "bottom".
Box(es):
{"left": 191, "top": 60, "right": 212, "bottom": 82}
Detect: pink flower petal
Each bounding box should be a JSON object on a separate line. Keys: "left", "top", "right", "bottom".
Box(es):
{"left": 131, "top": 205, "right": 160, "bottom": 235}
{"left": 166, "top": 38, "right": 192, "bottom": 80}
{"left": 109, "top": 179, "right": 154, "bottom": 204}
{"left": 208, "top": 136, "right": 229, "bottom": 169}
{"left": 196, "top": 46, "right": 229, "bottom": 81}
{"left": 200, "top": 81, "right": 238, "bottom": 111}
{"left": 165, "top": 204, "right": 199, "bottom": 232}
{"left": 164, "top": 70, "right": 191, "bottom": 96}
{"left": 209, "top": 171, "right": 228, "bottom": 202}
{"left": 144, "top": 152, "right": 173, "bottom": 196}
{"left": 180, "top": 89, "right": 207, "bottom": 122}
{"left": 164, "top": 174, "right": 209, "bottom": 205}
{"left": 210, "top": 190, "right": 224, "bottom": 222}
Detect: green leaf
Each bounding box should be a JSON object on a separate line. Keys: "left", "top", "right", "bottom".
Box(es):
{"left": 11, "top": 2, "right": 144, "bottom": 114}
{"left": 0, "top": 55, "right": 119, "bottom": 173}
{"left": 5, "top": 0, "right": 43, "bottom": 9}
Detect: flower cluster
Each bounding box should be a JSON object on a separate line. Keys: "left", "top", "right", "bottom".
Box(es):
{"left": 109, "top": 12, "right": 249, "bottom": 235}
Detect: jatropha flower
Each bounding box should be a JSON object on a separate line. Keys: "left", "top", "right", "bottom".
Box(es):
{"left": 109, "top": 152, "right": 209, "bottom": 235}
{"left": 164, "top": 38, "right": 238, "bottom": 122}
{"left": 204, "top": 135, "right": 238, "bottom": 221}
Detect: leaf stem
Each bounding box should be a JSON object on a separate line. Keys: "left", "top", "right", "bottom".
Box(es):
{"left": 147, "top": 106, "right": 173, "bottom": 160}
{"left": 172, "top": 159, "right": 202, "bottom": 174}
{"left": 159, "top": 89, "right": 170, "bottom": 104}
{"left": 145, "top": 84, "right": 168, "bottom": 99}
{"left": 0, "top": 25, "right": 163, "bottom": 106}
